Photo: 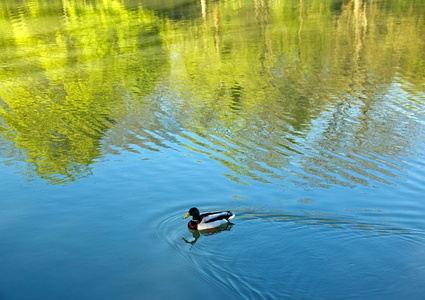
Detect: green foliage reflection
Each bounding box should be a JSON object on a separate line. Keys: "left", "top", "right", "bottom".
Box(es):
{"left": 0, "top": 0, "right": 168, "bottom": 183}
{"left": 157, "top": 0, "right": 425, "bottom": 185}
{"left": 0, "top": 0, "right": 424, "bottom": 185}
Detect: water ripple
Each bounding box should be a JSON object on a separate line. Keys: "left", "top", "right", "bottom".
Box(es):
{"left": 151, "top": 207, "right": 424, "bottom": 299}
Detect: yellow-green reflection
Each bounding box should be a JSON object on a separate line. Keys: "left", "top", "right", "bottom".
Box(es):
{"left": 0, "top": 0, "right": 424, "bottom": 185}
{"left": 158, "top": 0, "right": 425, "bottom": 186}
{"left": 0, "top": 0, "right": 168, "bottom": 183}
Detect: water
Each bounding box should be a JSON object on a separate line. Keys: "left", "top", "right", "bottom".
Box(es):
{"left": 1, "top": 0, "right": 425, "bottom": 299}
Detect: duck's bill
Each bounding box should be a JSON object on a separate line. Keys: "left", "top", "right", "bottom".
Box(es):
{"left": 183, "top": 213, "right": 190, "bottom": 219}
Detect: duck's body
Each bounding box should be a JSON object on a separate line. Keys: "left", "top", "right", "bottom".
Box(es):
{"left": 183, "top": 207, "right": 235, "bottom": 231}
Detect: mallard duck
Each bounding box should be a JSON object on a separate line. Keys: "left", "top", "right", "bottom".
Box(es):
{"left": 183, "top": 207, "right": 235, "bottom": 230}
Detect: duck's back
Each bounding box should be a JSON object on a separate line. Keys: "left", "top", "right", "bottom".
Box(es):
{"left": 200, "top": 211, "right": 235, "bottom": 223}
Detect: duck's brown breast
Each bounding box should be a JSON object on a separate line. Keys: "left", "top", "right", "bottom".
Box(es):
{"left": 188, "top": 220, "right": 198, "bottom": 230}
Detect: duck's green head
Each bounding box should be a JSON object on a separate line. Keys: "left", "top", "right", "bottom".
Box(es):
{"left": 183, "top": 207, "right": 200, "bottom": 220}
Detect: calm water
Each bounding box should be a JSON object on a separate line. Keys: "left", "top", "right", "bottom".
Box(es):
{"left": 1, "top": 0, "right": 425, "bottom": 299}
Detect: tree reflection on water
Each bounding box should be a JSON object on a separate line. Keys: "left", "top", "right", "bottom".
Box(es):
{"left": 0, "top": 0, "right": 424, "bottom": 186}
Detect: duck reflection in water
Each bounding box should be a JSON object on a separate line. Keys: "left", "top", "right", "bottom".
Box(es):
{"left": 182, "top": 222, "right": 234, "bottom": 246}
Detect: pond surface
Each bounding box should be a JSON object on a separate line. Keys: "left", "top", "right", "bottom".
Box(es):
{"left": 1, "top": 0, "right": 425, "bottom": 299}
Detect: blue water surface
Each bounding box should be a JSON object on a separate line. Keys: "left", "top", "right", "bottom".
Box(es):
{"left": 1, "top": 0, "right": 425, "bottom": 299}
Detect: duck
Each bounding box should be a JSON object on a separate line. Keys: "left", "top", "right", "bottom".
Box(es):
{"left": 183, "top": 207, "right": 235, "bottom": 231}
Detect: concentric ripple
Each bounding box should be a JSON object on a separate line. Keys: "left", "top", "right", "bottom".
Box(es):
{"left": 150, "top": 208, "right": 424, "bottom": 299}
